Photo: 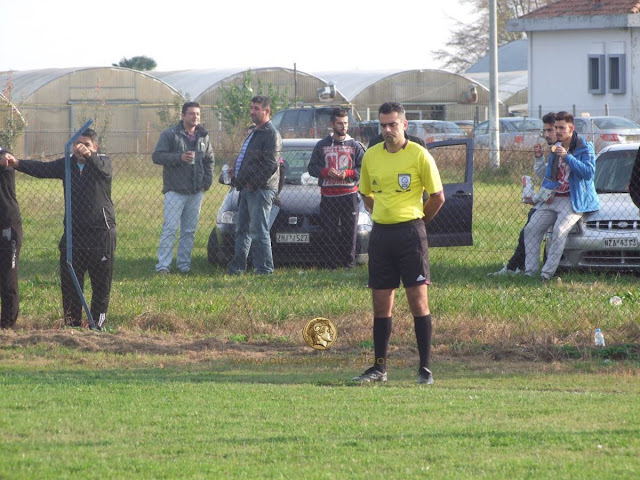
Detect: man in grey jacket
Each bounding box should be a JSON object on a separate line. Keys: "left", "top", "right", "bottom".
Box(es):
{"left": 227, "top": 95, "right": 282, "bottom": 275}
{"left": 152, "top": 102, "right": 214, "bottom": 274}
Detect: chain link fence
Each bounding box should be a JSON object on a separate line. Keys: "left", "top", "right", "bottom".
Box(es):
{"left": 10, "top": 135, "right": 640, "bottom": 347}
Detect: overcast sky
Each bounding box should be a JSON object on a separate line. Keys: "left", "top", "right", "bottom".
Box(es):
{"left": 0, "top": 0, "right": 474, "bottom": 73}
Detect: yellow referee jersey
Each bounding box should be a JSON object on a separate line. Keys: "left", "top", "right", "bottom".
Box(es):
{"left": 359, "top": 141, "right": 443, "bottom": 224}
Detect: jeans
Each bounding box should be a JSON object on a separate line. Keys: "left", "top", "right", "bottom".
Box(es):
{"left": 156, "top": 191, "right": 203, "bottom": 272}
{"left": 227, "top": 187, "right": 276, "bottom": 274}
{"left": 524, "top": 196, "right": 582, "bottom": 278}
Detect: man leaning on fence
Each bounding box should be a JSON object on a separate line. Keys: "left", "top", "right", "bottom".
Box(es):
{"left": 0, "top": 147, "right": 22, "bottom": 329}
{"left": 524, "top": 111, "right": 600, "bottom": 282}
{"left": 5, "top": 129, "right": 116, "bottom": 329}
{"left": 226, "top": 95, "right": 282, "bottom": 275}
{"left": 153, "top": 101, "right": 214, "bottom": 274}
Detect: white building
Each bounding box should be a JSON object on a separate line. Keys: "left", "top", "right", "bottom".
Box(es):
{"left": 509, "top": 0, "right": 640, "bottom": 121}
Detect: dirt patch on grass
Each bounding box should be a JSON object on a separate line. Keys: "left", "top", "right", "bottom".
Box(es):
{"left": 1, "top": 327, "right": 637, "bottom": 368}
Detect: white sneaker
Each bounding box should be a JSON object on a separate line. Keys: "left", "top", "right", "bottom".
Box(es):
{"left": 487, "top": 265, "right": 520, "bottom": 276}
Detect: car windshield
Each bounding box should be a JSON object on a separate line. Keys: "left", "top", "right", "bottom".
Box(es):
{"left": 506, "top": 119, "right": 542, "bottom": 132}
{"left": 282, "top": 147, "right": 314, "bottom": 184}
{"left": 594, "top": 149, "right": 636, "bottom": 193}
{"left": 593, "top": 117, "right": 640, "bottom": 130}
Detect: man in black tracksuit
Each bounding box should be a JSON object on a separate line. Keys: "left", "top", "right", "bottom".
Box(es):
{"left": 0, "top": 148, "right": 22, "bottom": 329}
{"left": 7, "top": 129, "right": 116, "bottom": 329}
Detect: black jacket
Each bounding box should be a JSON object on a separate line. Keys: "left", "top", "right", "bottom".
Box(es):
{"left": 630, "top": 146, "right": 640, "bottom": 209}
{"left": 18, "top": 153, "right": 115, "bottom": 233}
{"left": 235, "top": 121, "right": 282, "bottom": 191}
{"left": 0, "top": 149, "right": 21, "bottom": 229}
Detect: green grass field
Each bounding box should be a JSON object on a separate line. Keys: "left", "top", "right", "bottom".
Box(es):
{"left": 0, "top": 344, "right": 638, "bottom": 479}
{"left": 3, "top": 152, "right": 639, "bottom": 478}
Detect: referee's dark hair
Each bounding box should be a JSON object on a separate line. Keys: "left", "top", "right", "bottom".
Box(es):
{"left": 378, "top": 101, "right": 405, "bottom": 117}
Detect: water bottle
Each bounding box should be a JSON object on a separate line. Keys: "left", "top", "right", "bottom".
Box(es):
{"left": 222, "top": 164, "right": 231, "bottom": 184}
{"left": 594, "top": 328, "right": 605, "bottom": 347}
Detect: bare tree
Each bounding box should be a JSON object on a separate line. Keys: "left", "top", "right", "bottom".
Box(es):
{"left": 432, "top": 0, "right": 554, "bottom": 73}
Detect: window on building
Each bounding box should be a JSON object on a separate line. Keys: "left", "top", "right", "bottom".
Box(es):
{"left": 588, "top": 55, "right": 605, "bottom": 94}
{"left": 608, "top": 54, "right": 626, "bottom": 94}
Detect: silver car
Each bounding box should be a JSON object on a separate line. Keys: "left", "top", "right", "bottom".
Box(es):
{"left": 573, "top": 116, "right": 640, "bottom": 153}
{"left": 473, "top": 117, "right": 543, "bottom": 151}
{"left": 406, "top": 120, "right": 467, "bottom": 144}
{"left": 551, "top": 143, "right": 640, "bottom": 271}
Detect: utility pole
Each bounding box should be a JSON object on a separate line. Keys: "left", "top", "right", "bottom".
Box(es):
{"left": 489, "top": 0, "right": 500, "bottom": 169}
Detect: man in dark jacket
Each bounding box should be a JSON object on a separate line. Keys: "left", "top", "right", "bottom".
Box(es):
{"left": 6, "top": 129, "right": 116, "bottom": 329}
{"left": 308, "top": 108, "right": 365, "bottom": 269}
{"left": 0, "top": 148, "right": 22, "bottom": 329}
{"left": 152, "top": 101, "right": 214, "bottom": 274}
{"left": 227, "top": 95, "right": 282, "bottom": 275}
{"left": 629, "top": 146, "right": 640, "bottom": 209}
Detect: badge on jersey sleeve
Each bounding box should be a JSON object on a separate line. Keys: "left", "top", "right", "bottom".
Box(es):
{"left": 398, "top": 173, "right": 411, "bottom": 191}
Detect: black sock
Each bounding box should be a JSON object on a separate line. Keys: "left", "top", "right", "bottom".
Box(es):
{"left": 414, "top": 314, "right": 433, "bottom": 370}
{"left": 373, "top": 317, "right": 392, "bottom": 373}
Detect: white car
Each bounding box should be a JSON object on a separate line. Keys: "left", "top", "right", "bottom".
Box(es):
{"left": 551, "top": 143, "right": 640, "bottom": 271}
{"left": 573, "top": 116, "right": 640, "bottom": 153}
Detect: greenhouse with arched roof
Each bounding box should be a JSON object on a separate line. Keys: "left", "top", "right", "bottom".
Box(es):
{"left": 154, "top": 67, "right": 350, "bottom": 147}
{"left": 0, "top": 67, "right": 184, "bottom": 156}
{"left": 313, "top": 69, "right": 494, "bottom": 123}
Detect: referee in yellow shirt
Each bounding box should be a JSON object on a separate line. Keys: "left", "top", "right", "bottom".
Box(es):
{"left": 352, "top": 102, "right": 445, "bottom": 385}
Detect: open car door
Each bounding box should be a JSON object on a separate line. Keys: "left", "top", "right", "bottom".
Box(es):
{"left": 425, "top": 138, "right": 474, "bottom": 247}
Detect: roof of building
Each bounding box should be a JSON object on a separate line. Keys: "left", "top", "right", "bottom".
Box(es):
{"left": 521, "top": 0, "right": 640, "bottom": 19}
{"left": 465, "top": 39, "right": 528, "bottom": 73}
{"left": 151, "top": 69, "right": 243, "bottom": 99}
{"left": 463, "top": 71, "right": 528, "bottom": 102}
{"left": 311, "top": 70, "right": 403, "bottom": 100}
{"left": 0, "top": 67, "right": 179, "bottom": 102}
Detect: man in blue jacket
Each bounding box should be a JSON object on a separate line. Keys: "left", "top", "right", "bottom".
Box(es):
{"left": 524, "top": 111, "right": 600, "bottom": 281}
{"left": 153, "top": 102, "right": 214, "bottom": 274}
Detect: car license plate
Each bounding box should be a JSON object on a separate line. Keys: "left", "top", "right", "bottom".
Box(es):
{"left": 276, "top": 233, "right": 310, "bottom": 244}
{"left": 604, "top": 238, "right": 638, "bottom": 248}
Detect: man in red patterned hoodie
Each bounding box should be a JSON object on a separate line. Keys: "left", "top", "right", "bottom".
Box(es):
{"left": 308, "top": 108, "right": 365, "bottom": 269}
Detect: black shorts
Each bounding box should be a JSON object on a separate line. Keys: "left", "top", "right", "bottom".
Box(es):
{"left": 367, "top": 219, "right": 430, "bottom": 290}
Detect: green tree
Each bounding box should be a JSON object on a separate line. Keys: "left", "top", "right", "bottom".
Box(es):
{"left": 0, "top": 72, "right": 26, "bottom": 152}
{"left": 113, "top": 55, "right": 157, "bottom": 71}
{"left": 215, "top": 70, "right": 290, "bottom": 135}
{"left": 155, "top": 94, "right": 184, "bottom": 131}
{"left": 433, "top": 0, "right": 554, "bottom": 73}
